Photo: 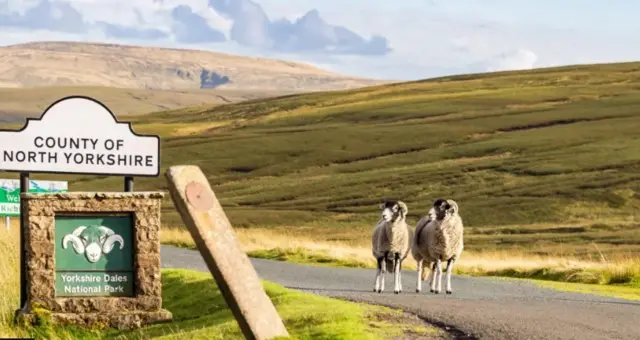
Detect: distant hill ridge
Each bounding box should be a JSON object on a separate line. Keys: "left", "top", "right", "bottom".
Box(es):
{"left": 0, "top": 41, "right": 389, "bottom": 91}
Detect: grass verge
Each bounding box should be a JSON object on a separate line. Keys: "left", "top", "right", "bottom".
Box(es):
{"left": 160, "top": 226, "right": 640, "bottom": 287}
{"left": 497, "top": 277, "right": 640, "bottom": 301}
{"left": 0, "top": 228, "right": 440, "bottom": 339}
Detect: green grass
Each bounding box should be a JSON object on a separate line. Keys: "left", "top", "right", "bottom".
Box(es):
{"left": 456, "top": 261, "right": 640, "bottom": 285}
{"left": 517, "top": 278, "right": 640, "bottom": 301}
{"left": 4, "top": 61, "right": 640, "bottom": 260}
{"left": 247, "top": 248, "right": 371, "bottom": 269}
{"left": 15, "top": 269, "right": 438, "bottom": 340}
{"left": 159, "top": 226, "right": 640, "bottom": 288}
{"left": 0, "top": 86, "right": 288, "bottom": 119}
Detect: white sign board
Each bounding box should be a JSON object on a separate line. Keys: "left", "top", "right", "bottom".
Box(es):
{"left": 0, "top": 96, "right": 160, "bottom": 176}
{"left": 0, "top": 179, "right": 68, "bottom": 216}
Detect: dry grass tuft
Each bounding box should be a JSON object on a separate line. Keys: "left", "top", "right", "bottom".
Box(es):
{"left": 161, "top": 226, "right": 640, "bottom": 285}
{"left": 0, "top": 228, "right": 28, "bottom": 338}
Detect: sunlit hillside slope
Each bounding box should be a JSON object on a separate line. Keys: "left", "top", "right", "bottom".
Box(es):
{"left": 6, "top": 62, "right": 640, "bottom": 258}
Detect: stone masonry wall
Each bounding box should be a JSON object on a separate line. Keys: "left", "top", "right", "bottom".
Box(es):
{"left": 19, "top": 192, "right": 172, "bottom": 329}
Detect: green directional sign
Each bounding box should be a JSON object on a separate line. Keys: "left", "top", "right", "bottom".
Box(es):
{"left": 0, "top": 179, "right": 68, "bottom": 216}
{"left": 54, "top": 215, "right": 134, "bottom": 297}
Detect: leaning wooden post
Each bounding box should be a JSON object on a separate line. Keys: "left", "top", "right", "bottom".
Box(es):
{"left": 165, "top": 165, "right": 289, "bottom": 340}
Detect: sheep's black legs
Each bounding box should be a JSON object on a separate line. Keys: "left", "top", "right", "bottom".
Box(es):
{"left": 416, "top": 259, "right": 423, "bottom": 293}
{"left": 436, "top": 259, "right": 444, "bottom": 293}
{"left": 374, "top": 256, "right": 385, "bottom": 293}
{"left": 381, "top": 253, "right": 388, "bottom": 293}
{"left": 374, "top": 257, "right": 380, "bottom": 292}
{"left": 398, "top": 257, "right": 403, "bottom": 293}
{"left": 445, "top": 258, "right": 455, "bottom": 294}
{"left": 374, "top": 251, "right": 389, "bottom": 293}
{"left": 429, "top": 262, "right": 437, "bottom": 293}
{"left": 393, "top": 252, "right": 401, "bottom": 294}
{"left": 374, "top": 251, "right": 406, "bottom": 294}
{"left": 431, "top": 260, "right": 442, "bottom": 293}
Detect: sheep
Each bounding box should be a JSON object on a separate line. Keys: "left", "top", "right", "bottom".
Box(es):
{"left": 62, "top": 225, "right": 124, "bottom": 263}
{"left": 410, "top": 199, "right": 442, "bottom": 293}
{"left": 412, "top": 199, "right": 463, "bottom": 294}
{"left": 371, "top": 200, "right": 413, "bottom": 294}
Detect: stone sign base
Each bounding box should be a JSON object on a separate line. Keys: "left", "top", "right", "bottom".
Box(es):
{"left": 18, "top": 310, "right": 173, "bottom": 330}
{"left": 17, "top": 192, "right": 173, "bottom": 330}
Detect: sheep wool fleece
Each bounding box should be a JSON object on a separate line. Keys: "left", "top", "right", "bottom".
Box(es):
{"left": 427, "top": 213, "right": 464, "bottom": 261}
{"left": 373, "top": 219, "right": 411, "bottom": 260}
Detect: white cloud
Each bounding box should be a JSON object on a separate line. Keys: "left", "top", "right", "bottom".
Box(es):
{"left": 2, "top": 0, "right": 391, "bottom": 56}
{"left": 3, "top": 0, "right": 39, "bottom": 13}
{"left": 157, "top": 0, "right": 233, "bottom": 38}
{"left": 52, "top": 0, "right": 141, "bottom": 26}
{"left": 16, "top": 0, "right": 232, "bottom": 37}
{"left": 481, "top": 49, "right": 538, "bottom": 72}
{"left": 1, "top": 0, "right": 640, "bottom": 80}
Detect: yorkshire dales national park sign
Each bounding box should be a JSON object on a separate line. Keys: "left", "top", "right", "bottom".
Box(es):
{"left": 10, "top": 96, "right": 171, "bottom": 330}
{"left": 21, "top": 192, "right": 171, "bottom": 329}
{"left": 55, "top": 215, "right": 134, "bottom": 297}
{"left": 0, "top": 96, "right": 160, "bottom": 177}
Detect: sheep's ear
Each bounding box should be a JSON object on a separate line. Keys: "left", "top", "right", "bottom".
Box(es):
{"left": 379, "top": 202, "right": 385, "bottom": 210}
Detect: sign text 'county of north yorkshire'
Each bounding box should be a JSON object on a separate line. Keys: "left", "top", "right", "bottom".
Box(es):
{"left": 0, "top": 96, "right": 160, "bottom": 176}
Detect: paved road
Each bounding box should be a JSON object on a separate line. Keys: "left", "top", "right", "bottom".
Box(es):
{"left": 161, "top": 245, "right": 640, "bottom": 340}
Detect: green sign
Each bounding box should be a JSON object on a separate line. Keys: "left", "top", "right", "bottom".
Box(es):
{"left": 55, "top": 215, "right": 134, "bottom": 297}
{"left": 0, "top": 179, "right": 68, "bottom": 216}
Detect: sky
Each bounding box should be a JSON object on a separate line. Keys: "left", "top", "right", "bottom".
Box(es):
{"left": 1, "top": 0, "right": 640, "bottom": 81}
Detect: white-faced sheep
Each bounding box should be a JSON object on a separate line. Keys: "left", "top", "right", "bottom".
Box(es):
{"left": 412, "top": 199, "right": 463, "bottom": 294}
{"left": 371, "top": 200, "right": 413, "bottom": 294}
{"left": 410, "top": 200, "right": 440, "bottom": 293}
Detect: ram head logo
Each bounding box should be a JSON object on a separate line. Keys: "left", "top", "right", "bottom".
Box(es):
{"left": 62, "top": 225, "right": 124, "bottom": 263}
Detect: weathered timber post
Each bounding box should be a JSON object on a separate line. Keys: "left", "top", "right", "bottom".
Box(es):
{"left": 165, "top": 165, "right": 290, "bottom": 340}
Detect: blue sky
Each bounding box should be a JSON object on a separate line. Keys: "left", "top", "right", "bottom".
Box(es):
{"left": 1, "top": 0, "right": 639, "bottom": 80}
